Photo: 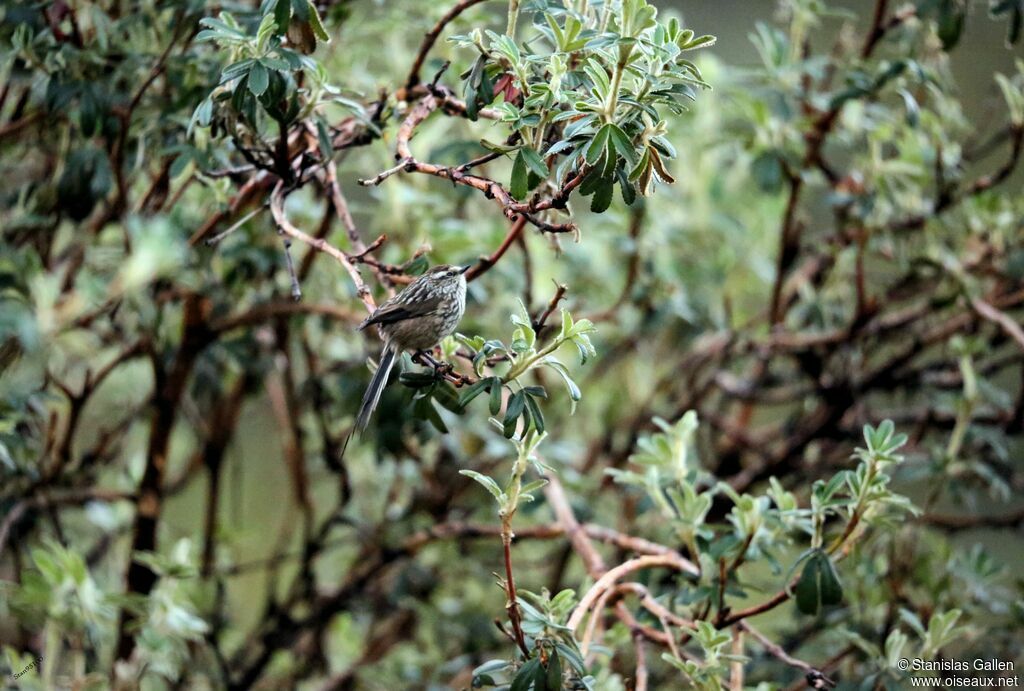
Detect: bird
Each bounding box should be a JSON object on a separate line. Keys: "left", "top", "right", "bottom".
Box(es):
{"left": 352, "top": 263, "right": 470, "bottom": 433}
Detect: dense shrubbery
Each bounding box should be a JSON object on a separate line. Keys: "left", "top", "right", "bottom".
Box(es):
{"left": 1, "top": 1, "right": 1022, "bottom": 689}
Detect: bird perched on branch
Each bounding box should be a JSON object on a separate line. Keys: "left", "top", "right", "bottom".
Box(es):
{"left": 352, "top": 263, "right": 470, "bottom": 433}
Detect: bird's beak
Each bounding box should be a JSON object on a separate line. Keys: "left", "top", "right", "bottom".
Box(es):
{"left": 459, "top": 264, "right": 472, "bottom": 274}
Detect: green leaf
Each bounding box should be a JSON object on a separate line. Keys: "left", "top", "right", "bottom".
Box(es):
{"left": 560, "top": 308, "right": 573, "bottom": 337}
{"left": 937, "top": 0, "right": 965, "bottom": 50}
{"left": 291, "top": 0, "right": 310, "bottom": 21}
{"left": 554, "top": 642, "right": 586, "bottom": 674}
{"left": 545, "top": 649, "right": 562, "bottom": 689}
{"left": 511, "top": 658, "right": 541, "bottom": 691}
{"left": 413, "top": 396, "right": 448, "bottom": 433}
{"left": 600, "top": 139, "right": 618, "bottom": 178}
{"left": 606, "top": 123, "right": 636, "bottom": 166}
{"left": 750, "top": 151, "right": 783, "bottom": 193}
{"left": 521, "top": 478, "right": 549, "bottom": 496}
{"left": 222, "top": 58, "right": 256, "bottom": 81}
{"left": 315, "top": 117, "right": 333, "bottom": 159}
{"left": 490, "top": 379, "right": 503, "bottom": 415}
{"left": 460, "top": 470, "right": 505, "bottom": 502}
{"left": 590, "top": 177, "right": 614, "bottom": 213}
{"left": 504, "top": 390, "right": 527, "bottom": 438}
{"left": 510, "top": 149, "right": 528, "bottom": 200}
{"left": 248, "top": 63, "right": 270, "bottom": 96}
{"left": 616, "top": 166, "right": 636, "bottom": 204}
{"left": 583, "top": 58, "right": 611, "bottom": 98}
{"left": 458, "top": 378, "right": 491, "bottom": 408}
{"left": 628, "top": 147, "right": 651, "bottom": 183}
{"left": 543, "top": 359, "right": 581, "bottom": 413}
{"left": 522, "top": 386, "right": 547, "bottom": 399}
{"left": 795, "top": 550, "right": 843, "bottom": 615}
{"left": 680, "top": 34, "right": 717, "bottom": 51}
{"left": 399, "top": 371, "right": 437, "bottom": 388}
{"left": 306, "top": 2, "right": 330, "bottom": 42}
{"left": 585, "top": 124, "right": 612, "bottom": 166}
{"left": 256, "top": 11, "right": 277, "bottom": 51}
{"left": 524, "top": 394, "right": 545, "bottom": 434}
{"left": 274, "top": 0, "right": 291, "bottom": 34}
{"left": 431, "top": 383, "right": 463, "bottom": 413}
{"left": 473, "top": 659, "right": 511, "bottom": 677}
{"left": 520, "top": 146, "right": 549, "bottom": 178}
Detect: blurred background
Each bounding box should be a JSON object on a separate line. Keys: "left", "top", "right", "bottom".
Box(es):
{"left": 1, "top": 0, "right": 1023, "bottom": 689}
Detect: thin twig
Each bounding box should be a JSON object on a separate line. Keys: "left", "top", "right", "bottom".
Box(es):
{"left": 361, "top": 93, "right": 577, "bottom": 234}
{"left": 501, "top": 529, "right": 531, "bottom": 658}
{"left": 971, "top": 297, "right": 1024, "bottom": 352}
{"left": 633, "top": 630, "right": 649, "bottom": 691}
{"left": 280, "top": 236, "right": 302, "bottom": 301}
{"left": 403, "top": 0, "right": 495, "bottom": 92}
{"left": 205, "top": 205, "right": 266, "bottom": 246}
{"left": 269, "top": 182, "right": 376, "bottom": 313}
{"left": 466, "top": 216, "right": 528, "bottom": 282}
{"left": 740, "top": 621, "right": 836, "bottom": 688}
{"left": 567, "top": 554, "right": 697, "bottom": 632}
{"left": 358, "top": 157, "right": 413, "bottom": 187}
{"left": 534, "top": 282, "right": 568, "bottom": 331}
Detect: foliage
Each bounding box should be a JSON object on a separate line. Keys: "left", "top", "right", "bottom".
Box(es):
{"left": 1, "top": 0, "right": 1023, "bottom": 689}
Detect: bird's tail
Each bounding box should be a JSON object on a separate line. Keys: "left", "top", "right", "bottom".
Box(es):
{"left": 355, "top": 346, "right": 397, "bottom": 433}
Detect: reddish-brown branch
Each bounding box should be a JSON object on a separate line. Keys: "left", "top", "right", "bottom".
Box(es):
{"left": 971, "top": 297, "right": 1024, "bottom": 352}
{"left": 860, "top": 0, "right": 889, "bottom": 59}
{"left": 212, "top": 300, "right": 359, "bottom": 333}
{"left": 889, "top": 125, "right": 1023, "bottom": 232}
{"left": 403, "top": 0, "right": 495, "bottom": 93}
{"left": 0, "top": 489, "right": 135, "bottom": 558}
{"left": 116, "top": 294, "right": 213, "bottom": 661}
{"left": 200, "top": 378, "right": 248, "bottom": 576}
{"left": 501, "top": 531, "right": 531, "bottom": 658}
{"left": 533, "top": 282, "right": 568, "bottom": 331}
{"left": 465, "top": 216, "right": 528, "bottom": 281}
{"left": 739, "top": 621, "right": 830, "bottom": 680}
{"left": 269, "top": 182, "right": 377, "bottom": 313}
{"left": 361, "top": 93, "right": 578, "bottom": 234}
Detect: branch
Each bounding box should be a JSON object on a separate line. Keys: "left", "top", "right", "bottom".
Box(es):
{"left": 403, "top": 0, "right": 495, "bottom": 92}
{"left": 0, "top": 489, "right": 134, "bottom": 558}
{"left": 269, "top": 182, "right": 376, "bottom": 313}
{"left": 116, "top": 294, "right": 213, "bottom": 661}
{"left": 970, "top": 297, "right": 1024, "bottom": 352}
{"left": 465, "top": 216, "right": 527, "bottom": 281}
{"left": 633, "top": 629, "right": 649, "bottom": 691}
{"left": 533, "top": 281, "right": 568, "bottom": 332}
{"left": 567, "top": 554, "right": 697, "bottom": 632}
{"left": 922, "top": 508, "right": 1024, "bottom": 530}
{"left": 359, "top": 93, "right": 578, "bottom": 234}
{"left": 890, "top": 125, "right": 1023, "bottom": 232}
{"left": 739, "top": 621, "right": 834, "bottom": 686}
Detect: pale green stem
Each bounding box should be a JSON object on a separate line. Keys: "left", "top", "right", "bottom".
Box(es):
{"left": 533, "top": 122, "right": 545, "bottom": 150}
{"left": 503, "top": 447, "right": 530, "bottom": 520}
{"left": 506, "top": 0, "right": 521, "bottom": 38}
{"left": 502, "top": 336, "right": 565, "bottom": 383}
{"left": 946, "top": 354, "right": 977, "bottom": 463}
{"left": 827, "top": 459, "right": 878, "bottom": 555}
{"left": 680, "top": 530, "right": 702, "bottom": 576}
{"left": 811, "top": 509, "right": 824, "bottom": 550}
{"left": 599, "top": 0, "right": 613, "bottom": 34}
{"left": 926, "top": 355, "right": 977, "bottom": 510}
{"left": 42, "top": 619, "right": 59, "bottom": 688}
{"left": 604, "top": 47, "right": 632, "bottom": 122}
{"left": 498, "top": 441, "right": 533, "bottom": 656}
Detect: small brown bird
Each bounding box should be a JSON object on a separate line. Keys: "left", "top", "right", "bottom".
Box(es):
{"left": 353, "top": 264, "right": 470, "bottom": 432}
